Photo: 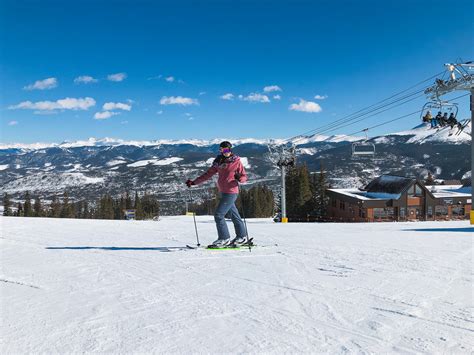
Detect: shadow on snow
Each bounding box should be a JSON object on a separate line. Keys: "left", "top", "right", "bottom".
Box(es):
{"left": 45, "top": 246, "right": 188, "bottom": 252}
{"left": 402, "top": 227, "right": 474, "bottom": 233}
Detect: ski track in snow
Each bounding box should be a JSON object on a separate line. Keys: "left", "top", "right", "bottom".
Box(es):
{"left": 1, "top": 215, "right": 473, "bottom": 353}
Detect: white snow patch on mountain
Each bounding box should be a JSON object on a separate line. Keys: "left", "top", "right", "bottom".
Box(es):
{"left": 391, "top": 122, "right": 471, "bottom": 144}
{"left": 0, "top": 164, "right": 9, "bottom": 171}
{"left": 297, "top": 147, "right": 318, "bottom": 155}
{"left": 2, "top": 172, "right": 105, "bottom": 193}
{"left": 106, "top": 160, "right": 127, "bottom": 167}
{"left": 154, "top": 157, "right": 183, "bottom": 165}
{"left": 127, "top": 157, "right": 183, "bottom": 168}
{"left": 462, "top": 171, "right": 471, "bottom": 180}
{"left": 2, "top": 216, "right": 472, "bottom": 353}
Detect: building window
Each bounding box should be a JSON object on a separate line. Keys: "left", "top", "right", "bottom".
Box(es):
{"left": 435, "top": 206, "right": 448, "bottom": 216}
{"left": 452, "top": 206, "right": 464, "bottom": 216}
{"left": 415, "top": 184, "right": 423, "bottom": 196}
{"left": 359, "top": 208, "right": 366, "bottom": 218}
{"left": 340, "top": 201, "right": 345, "bottom": 210}
{"left": 408, "top": 184, "right": 423, "bottom": 197}
{"left": 374, "top": 207, "right": 395, "bottom": 219}
{"left": 332, "top": 199, "right": 337, "bottom": 208}
{"left": 400, "top": 207, "right": 406, "bottom": 218}
{"left": 427, "top": 206, "right": 433, "bottom": 217}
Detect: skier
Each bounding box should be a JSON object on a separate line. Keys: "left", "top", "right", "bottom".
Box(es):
{"left": 185, "top": 141, "right": 249, "bottom": 247}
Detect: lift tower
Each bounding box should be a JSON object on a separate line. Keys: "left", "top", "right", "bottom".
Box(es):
{"left": 268, "top": 142, "right": 296, "bottom": 223}
{"left": 424, "top": 62, "right": 474, "bottom": 224}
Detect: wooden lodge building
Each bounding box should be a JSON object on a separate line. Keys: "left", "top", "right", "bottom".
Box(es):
{"left": 326, "top": 175, "right": 472, "bottom": 222}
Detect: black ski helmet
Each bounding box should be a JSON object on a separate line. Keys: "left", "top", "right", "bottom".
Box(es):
{"left": 219, "top": 141, "right": 232, "bottom": 149}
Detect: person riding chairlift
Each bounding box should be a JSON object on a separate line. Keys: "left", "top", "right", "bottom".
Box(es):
{"left": 440, "top": 112, "right": 449, "bottom": 127}
{"left": 447, "top": 112, "right": 458, "bottom": 128}
{"left": 434, "top": 111, "right": 443, "bottom": 127}
{"left": 422, "top": 110, "right": 432, "bottom": 124}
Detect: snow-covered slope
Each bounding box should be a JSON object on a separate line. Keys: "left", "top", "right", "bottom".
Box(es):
{"left": 390, "top": 122, "right": 471, "bottom": 144}
{"left": 2, "top": 216, "right": 472, "bottom": 353}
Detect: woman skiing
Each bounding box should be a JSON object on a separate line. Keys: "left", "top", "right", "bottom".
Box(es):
{"left": 186, "top": 141, "right": 249, "bottom": 247}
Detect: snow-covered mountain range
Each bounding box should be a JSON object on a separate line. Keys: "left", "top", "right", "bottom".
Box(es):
{"left": 1, "top": 122, "right": 471, "bottom": 211}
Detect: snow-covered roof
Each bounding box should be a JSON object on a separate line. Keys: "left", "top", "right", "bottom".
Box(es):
{"left": 429, "top": 185, "right": 471, "bottom": 198}
{"left": 326, "top": 188, "right": 398, "bottom": 201}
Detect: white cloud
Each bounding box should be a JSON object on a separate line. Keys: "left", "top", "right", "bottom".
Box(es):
{"left": 94, "top": 111, "right": 120, "bottom": 120}
{"left": 9, "top": 97, "right": 96, "bottom": 112}
{"left": 273, "top": 95, "right": 281, "bottom": 100}
{"left": 220, "top": 93, "right": 235, "bottom": 100}
{"left": 165, "top": 76, "right": 175, "bottom": 82}
{"left": 314, "top": 94, "right": 328, "bottom": 100}
{"left": 74, "top": 75, "right": 98, "bottom": 84}
{"left": 199, "top": 92, "right": 206, "bottom": 96}
{"left": 156, "top": 110, "right": 163, "bottom": 115}
{"left": 160, "top": 96, "right": 199, "bottom": 106}
{"left": 241, "top": 93, "right": 270, "bottom": 103}
{"left": 147, "top": 75, "right": 162, "bottom": 80}
{"left": 289, "top": 99, "right": 322, "bottom": 113}
{"left": 8, "top": 120, "right": 18, "bottom": 126}
{"left": 24, "top": 77, "right": 58, "bottom": 90}
{"left": 103, "top": 102, "right": 132, "bottom": 111}
{"left": 263, "top": 85, "right": 282, "bottom": 93}
{"left": 107, "top": 72, "right": 127, "bottom": 82}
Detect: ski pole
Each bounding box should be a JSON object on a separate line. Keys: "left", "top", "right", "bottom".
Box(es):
{"left": 188, "top": 188, "right": 200, "bottom": 247}
{"left": 237, "top": 182, "right": 251, "bottom": 252}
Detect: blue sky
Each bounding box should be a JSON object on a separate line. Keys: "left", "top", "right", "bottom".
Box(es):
{"left": 1, "top": 0, "right": 473, "bottom": 144}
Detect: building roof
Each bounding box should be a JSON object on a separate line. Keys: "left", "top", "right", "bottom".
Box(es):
{"left": 441, "top": 180, "right": 462, "bottom": 185}
{"left": 364, "top": 175, "right": 415, "bottom": 194}
{"left": 428, "top": 185, "right": 471, "bottom": 199}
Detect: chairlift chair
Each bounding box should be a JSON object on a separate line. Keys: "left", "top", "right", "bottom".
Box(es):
{"left": 420, "top": 101, "right": 458, "bottom": 122}
{"left": 351, "top": 129, "right": 375, "bottom": 157}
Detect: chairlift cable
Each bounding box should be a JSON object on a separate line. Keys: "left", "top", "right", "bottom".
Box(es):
{"left": 284, "top": 70, "right": 445, "bottom": 145}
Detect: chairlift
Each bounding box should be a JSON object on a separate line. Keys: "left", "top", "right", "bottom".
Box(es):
{"left": 420, "top": 101, "right": 458, "bottom": 122}
{"left": 351, "top": 129, "right": 375, "bottom": 157}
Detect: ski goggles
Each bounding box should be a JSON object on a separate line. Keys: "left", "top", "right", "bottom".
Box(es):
{"left": 220, "top": 147, "right": 232, "bottom": 154}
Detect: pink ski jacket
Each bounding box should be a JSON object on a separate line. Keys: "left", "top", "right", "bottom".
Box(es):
{"left": 193, "top": 154, "right": 248, "bottom": 194}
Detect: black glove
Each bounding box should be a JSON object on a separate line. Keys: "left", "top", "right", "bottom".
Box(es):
{"left": 234, "top": 172, "right": 242, "bottom": 182}
{"left": 185, "top": 179, "right": 195, "bottom": 188}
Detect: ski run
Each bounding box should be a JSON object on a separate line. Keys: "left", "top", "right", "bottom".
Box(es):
{"left": 2, "top": 215, "right": 473, "bottom": 353}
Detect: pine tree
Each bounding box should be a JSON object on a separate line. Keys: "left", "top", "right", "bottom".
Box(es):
{"left": 50, "top": 196, "right": 61, "bottom": 218}
{"left": 3, "top": 193, "right": 12, "bottom": 216}
{"left": 23, "top": 191, "right": 33, "bottom": 217}
{"left": 425, "top": 172, "right": 435, "bottom": 185}
{"left": 17, "top": 202, "right": 24, "bottom": 217}
{"left": 315, "top": 162, "right": 329, "bottom": 218}
{"left": 134, "top": 192, "right": 144, "bottom": 220}
{"left": 34, "top": 196, "right": 43, "bottom": 217}
{"left": 125, "top": 191, "right": 133, "bottom": 210}
{"left": 60, "top": 191, "right": 74, "bottom": 218}
{"left": 83, "top": 201, "right": 90, "bottom": 219}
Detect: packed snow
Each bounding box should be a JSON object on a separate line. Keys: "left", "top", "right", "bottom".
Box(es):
{"left": 0, "top": 164, "right": 9, "bottom": 171}
{"left": 2, "top": 215, "right": 472, "bottom": 353}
